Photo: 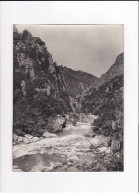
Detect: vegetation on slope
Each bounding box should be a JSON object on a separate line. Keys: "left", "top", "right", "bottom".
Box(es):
{"left": 13, "top": 27, "right": 72, "bottom": 136}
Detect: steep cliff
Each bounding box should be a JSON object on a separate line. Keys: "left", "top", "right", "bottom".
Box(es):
{"left": 13, "top": 26, "right": 98, "bottom": 136}
{"left": 13, "top": 26, "right": 124, "bottom": 143}
{"left": 95, "top": 53, "right": 124, "bottom": 88}
{"left": 13, "top": 26, "right": 72, "bottom": 136}
{"left": 82, "top": 53, "right": 124, "bottom": 154}
{"left": 58, "top": 66, "right": 98, "bottom": 98}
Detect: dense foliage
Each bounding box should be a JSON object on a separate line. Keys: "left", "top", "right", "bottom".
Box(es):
{"left": 13, "top": 27, "right": 72, "bottom": 136}
{"left": 82, "top": 75, "right": 123, "bottom": 135}
{"left": 13, "top": 26, "right": 124, "bottom": 171}
{"left": 58, "top": 66, "right": 98, "bottom": 98}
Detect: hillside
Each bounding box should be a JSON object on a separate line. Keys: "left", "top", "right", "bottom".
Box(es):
{"left": 81, "top": 54, "right": 124, "bottom": 168}
{"left": 13, "top": 26, "right": 124, "bottom": 172}
{"left": 95, "top": 53, "right": 124, "bottom": 88}
{"left": 82, "top": 52, "right": 124, "bottom": 135}
{"left": 13, "top": 26, "right": 73, "bottom": 136}
{"left": 13, "top": 26, "right": 98, "bottom": 136}
{"left": 58, "top": 66, "right": 98, "bottom": 98}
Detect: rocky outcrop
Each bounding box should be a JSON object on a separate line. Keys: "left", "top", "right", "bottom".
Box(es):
{"left": 13, "top": 27, "right": 72, "bottom": 136}
{"left": 82, "top": 53, "right": 124, "bottom": 158}
{"left": 13, "top": 27, "right": 100, "bottom": 137}
{"left": 58, "top": 66, "right": 98, "bottom": 98}
{"left": 90, "top": 135, "right": 111, "bottom": 149}
{"left": 13, "top": 27, "right": 123, "bottom": 173}
{"left": 110, "top": 140, "right": 121, "bottom": 153}
{"left": 13, "top": 133, "right": 40, "bottom": 145}
{"left": 95, "top": 53, "right": 124, "bottom": 88}
{"left": 45, "top": 115, "right": 67, "bottom": 133}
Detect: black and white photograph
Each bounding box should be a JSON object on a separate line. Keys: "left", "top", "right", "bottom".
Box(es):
{"left": 13, "top": 24, "right": 124, "bottom": 172}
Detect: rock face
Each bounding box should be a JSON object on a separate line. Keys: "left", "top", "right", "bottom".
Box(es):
{"left": 13, "top": 27, "right": 124, "bottom": 172}
{"left": 13, "top": 27, "right": 98, "bottom": 137}
{"left": 112, "top": 121, "right": 118, "bottom": 131}
{"left": 58, "top": 66, "right": 98, "bottom": 98}
{"left": 13, "top": 28, "right": 72, "bottom": 136}
{"left": 82, "top": 53, "right": 124, "bottom": 156}
{"left": 95, "top": 53, "right": 124, "bottom": 88}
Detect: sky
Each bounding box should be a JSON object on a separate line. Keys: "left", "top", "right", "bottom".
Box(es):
{"left": 16, "top": 24, "right": 124, "bottom": 77}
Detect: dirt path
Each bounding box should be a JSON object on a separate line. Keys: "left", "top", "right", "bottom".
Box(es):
{"left": 13, "top": 116, "right": 103, "bottom": 172}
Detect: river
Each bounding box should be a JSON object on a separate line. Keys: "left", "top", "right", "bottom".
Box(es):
{"left": 13, "top": 115, "right": 109, "bottom": 172}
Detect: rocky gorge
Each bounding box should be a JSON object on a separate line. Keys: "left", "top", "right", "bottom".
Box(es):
{"left": 13, "top": 114, "right": 123, "bottom": 172}
{"left": 13, "top": 26, "right": 124, "bottom": 172}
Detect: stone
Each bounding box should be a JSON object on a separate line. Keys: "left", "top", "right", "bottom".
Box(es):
{"left": 90, "top": 135, "right": 110, "bottom": 149}
{"left": 13, "top": 134, "right": 18, "bottom": 142}
{"left": 112, "top": 121, "right": 118, "bottom": 131}
{"left": 44, "top": 163, "right": 55, "bottom": 172}
{"left": 31, "top": 137, "right": 39, "bottom": 142}
{"left": 67, "top": 162, "right": 73, "bottom": 166}
{"left": 31, "top": 165, "right": 45, "bottom": 172}
{"left": 110, "top": 140, "right": 121, "bottom": 153}
{"left": 21, "top": 80, "right": 26, "bottom": 96}
{"left": 23, "top": 138, "right": 30, "bottom": 144}
{"left": 97, "top": 147, "right": 109, "bottom": 153}
{"left": 52, "top": 115, "right": 66, "bottom": 132}
{"left": 25, "top": 134, "right": 33, "bottom": 139}
{"left": 67, "top": 155, "right": 79, "bottom": 163}
{"left": 106, "top": 87, "right": 109, "bottom": 92}
{"left": 21, "top": 134, "right": 34, "bottom": 144}
{"left": 42, "top": 132, "right": 57, "bottom": 138}
{"left": 17, "top": 137, "right": 23, "bottom": 143}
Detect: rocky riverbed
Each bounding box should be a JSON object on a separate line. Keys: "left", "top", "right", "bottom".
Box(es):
{"left": 13, "top": 115, "right": 122, "bottom": 172}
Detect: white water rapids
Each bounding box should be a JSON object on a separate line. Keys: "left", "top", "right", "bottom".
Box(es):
{"left": 13, "top": 115, "right": 110, "bottom": 172}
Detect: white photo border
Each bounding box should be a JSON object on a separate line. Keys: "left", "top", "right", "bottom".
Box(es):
{"left": 0, "top": 1, "right": 138, "bottom": 193}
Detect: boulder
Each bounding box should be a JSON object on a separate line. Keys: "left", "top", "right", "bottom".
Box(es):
{"left": 31, "top": 137, "right": 39, "bottom": 142}
{"left": 55, "top": 125, "right": 62, "bottom": 132}
{"left": 50, "top": 115, "right": 66, "bottom": 132}
{"left": 22, "top": 134, "right": 33, "bottom": 144}
{"left": 90, "top": 135, "right": 110, "bottom": 149}
{"left": 42, "top": 132, "right": 57, "bottom": 138}
{"left": 23, "top": 138, "right": 30, "bottom": 144}
{"left": 17, "top": 137, "right": 23, "bottom": 143}
{"left": 112, "top": 121, "right": 118, "bottom": 131}
{"left": 97, "top": 147, "right": 109, "bottom": 153}
{"left": 25, "top": 134, "right": 33, "bottom": 139}
{"left": 13, "top": 134, "right": 18, "bottom": 142}
{"left": 67, "top": 155, "right": 79, "bottom": 163}
{"left": 110, "top": 140, "right": 121, "bottom": 153}
{"left": 67, "top": 162, "right": 73, "bottom": 166}
{"left": 31, "top": 165, "right": 45, "bottom": 172}
{"left": 13, "top": 134, "right": 25, "bottom": 145}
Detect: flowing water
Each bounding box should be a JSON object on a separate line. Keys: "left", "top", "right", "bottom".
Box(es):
{"left": 13, "top": 115, "right": 105, "bottom": 172}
